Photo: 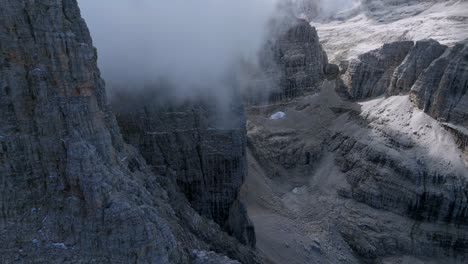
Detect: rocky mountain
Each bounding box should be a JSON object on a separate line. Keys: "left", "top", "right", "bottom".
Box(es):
{"left": 342, "top": 41, "right": 414, "bottom": 100}
{"left": 411, "top": 41, "right": 468, "bottom": 128}
{"left": 388, "top": 39, "right": 448, "bottom": 96}
{"left": 339, "top": 37, "right": 468, "bottom": 130}
{"left": 0, "top": 1, "right": 260, "bottom": 263}
{"left": 243, "top": 8, "right": 468, "bottom": 264}
{"left": 112, "top": 89, "right": 255, "bottom": 247}
{"left": 245, "top": 19, "right": 331, "bottom": 104}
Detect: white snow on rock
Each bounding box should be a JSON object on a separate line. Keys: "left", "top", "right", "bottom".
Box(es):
{"left": 357, "top": 95, "right": 468, "bottom": 176}
{"left": 270, "top": 111, "right": 286, "bottom": 120}
{"left": 315, "top": 0, "right": 468, "bottom": 62}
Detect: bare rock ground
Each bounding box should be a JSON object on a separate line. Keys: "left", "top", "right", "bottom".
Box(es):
{"left": 242, "top": 81, "right": 468, "bottom": 263}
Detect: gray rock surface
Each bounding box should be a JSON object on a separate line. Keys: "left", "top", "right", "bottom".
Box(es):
{"left": 329, "top": 95, "right": 468, "bottom": 261}
{"left": 339, "top": 38, "right": 467, "bottom": 131}
{"left": 0, "top": 1, "right": 261, "bottom": 263}
{"left": 324, "top": 63, "right": 340, "bottom": 80}
{"left": 245, "top": 81, "right": 468, "bottom": 263}
{"left": 388, "top": 39, "right": 447, "bottom": 96}
{"left": 242, "top": 3, "right": 468, "bottom": 264}
{"left": 112, "top": 91, "right": 256, "bottom": 247}
{"left": 342, "top": 41, "right": 414, "bottom": 100}
{"left": 255, "top": 19, "right": 328, "bottom": 103}
{"left": 410, "top": 42, "right": 468, "bottom": 127}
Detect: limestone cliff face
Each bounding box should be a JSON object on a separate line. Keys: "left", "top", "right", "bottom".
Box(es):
{"left": 246, "top": 83, "right": 468, "bottom": 263}
{"left": 388, "top": 39, "right": 447, "bottom": 96}
{"left": 341, "top": 39, "right": 468, "bottom": 131}
{"left": 113, "top": 93, "right": 256, "bottom": 247}
{"left": 247, "top": 20, "right": 468, "bottom": 261}
{"left": 329, "top": 95, "right": 468, "bottom": 260}
{"left": 411, "top": 42, "right": 468, "bottom": 128}
{"left": 0, "top": 1, "right": 260, "bottom": 263}
{"left": 342, "top": 41, "right": 414, "bottom": 100}
{"left": 253, "top": 19, "right": 329, "bottom": 103}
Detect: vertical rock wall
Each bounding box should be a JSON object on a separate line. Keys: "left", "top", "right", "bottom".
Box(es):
{"left": 341, "top": 39, "right": 468, "bottom": 131}
{"left": 0, "top": 1, "right": 261, "bottom": 262}
{"left": 113, "top": 93, "right": 256, "bottom": 247}
{"left": 388, "top": 39, "right": 447, "bottom": 96}
{"left": 250, "top": 19, "right": 329, "bottom": 103}
{"left": 342, "top": 41, "right": 414, "bottom": 100}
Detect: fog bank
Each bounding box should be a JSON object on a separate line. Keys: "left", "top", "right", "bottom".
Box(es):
{"left": 77, "top": 0, "right": 358, "bottom": 103}
{"left": 78, "top": 0, "right": 280, "bottom": 100}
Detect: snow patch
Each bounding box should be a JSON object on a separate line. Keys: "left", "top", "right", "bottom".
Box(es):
{"left": 270, "top": 111, "right": 286, "bottom": 120}
{"left": 358, "top": 95, "right": 467, "bottom": 177}
{"left": 315, "top": 0, "right": 468, "bottom": 62}
{"left": 52, "top": 243, "right": 67, "bottom": 250}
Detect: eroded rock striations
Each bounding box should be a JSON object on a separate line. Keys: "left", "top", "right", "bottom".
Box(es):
{"left": 341, "top": 38, "right": 468, "bottom": 130}
{"left": 0, "top": 1, "right": 260, "bottom": 263}
{"left": 246, "top": 84, "right": 468, "bottom": 263}
{"left": 113, "top": 92, "right": 256, "bottom": 247}
{"left": 342, "top": 41, "right": 414, "bottom": 100}
{"left": 254, "top": 19, "right": 329, "bottom": 103}
{"left": 330, "top": 95, "right": 468, "bottom": 261}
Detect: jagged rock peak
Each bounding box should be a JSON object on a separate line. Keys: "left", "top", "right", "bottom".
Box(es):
{"left": 388, "top": 39, "right": 448, "bottom": 96}
{"left": 342, "top": 41, "right": 414, "bottom": 100}
{"left": 0, "top": 0, "right": 261, "bottom": 263}
{"left": 338, "top": 38, "right": 467, "bottom": 131}
{"left": 411, "top": 42, "right": 468, "bottom": 127}
{"left": 112, "top": 90, "right": 257, "bottom": 248}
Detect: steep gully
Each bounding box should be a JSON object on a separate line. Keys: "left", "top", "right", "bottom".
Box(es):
{"left": 112, "top": 14, "right": 468, "bottom": 263}
{"left": 0, "top": 1, "right": 259, "bottom": 263}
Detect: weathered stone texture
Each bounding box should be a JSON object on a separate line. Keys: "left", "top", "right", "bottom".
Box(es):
{"left": 0, "top": 1, "right": 260, "bottom": 263}
{"left": 342, "top": 41, "right": 414, "bottom": 100}
{"left": 256, "top": 19, "right": 328, "bottom": 102}
{"left": 113, "top": 94, "right": 256, "bottom": 247}
{"left": 388, "top": 39, "right": 447, "bottom": 96}
{"left": 411, "top": 42, "right": 468, "bottom": 127}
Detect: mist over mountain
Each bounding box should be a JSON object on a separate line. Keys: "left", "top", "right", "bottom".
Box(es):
{"left": 2, "top": 0, "right": 467, "bottom": 263}
{"left": 77, "top": 0, "right": 281, "bottom": 102}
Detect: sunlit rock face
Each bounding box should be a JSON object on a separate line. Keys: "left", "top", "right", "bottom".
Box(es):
{"left": 0, "top": 1, "right": 261, "bottom": 263}
{"left": 342, "top": 41, "right": 414, "bottom": 100}
{"left": 244, "top": 10, "right": 468, "bottom": 261}
{"left": 340, "top": 38, "right": 467, "bottom": 131}
{"left": 411, "top": 42, "right": 468, "bottom": 128}
{"left": 316, "top": 0, "right": 468, "bottom": 62}
{"left": 387, "top": 39, "right": 448, "bottom": 96}
{"left": 330, "top": 94, "right": 468, "bottom": 261}
{"left": 246, "top": 83, "right": 468, "bottom": 263}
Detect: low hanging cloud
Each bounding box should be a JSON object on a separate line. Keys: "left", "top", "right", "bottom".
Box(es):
{"left": 77, "top": 0, "right": 359, "bottom": 106}
{"left": 77, "top": 0, "right": 280, "bottom": 101}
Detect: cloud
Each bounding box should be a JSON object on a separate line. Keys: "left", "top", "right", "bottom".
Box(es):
{"left": 77, "top": 0, "right": 280, "bottom": 100}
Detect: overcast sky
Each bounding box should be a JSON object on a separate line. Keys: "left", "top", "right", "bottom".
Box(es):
{"left": 78, "top": 0, "right": 280, "bottom": 95}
